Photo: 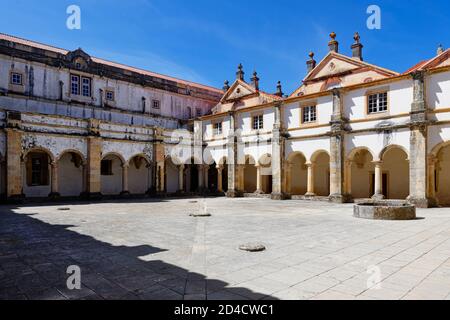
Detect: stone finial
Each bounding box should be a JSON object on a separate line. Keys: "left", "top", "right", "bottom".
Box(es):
{"left": 351, "top": 32, "right": 363, "bottom": 61}
{"left": 236, "top": 63, "right": 245, "bottom": 81}
{"left": 306, "top": 51, "right": 317, "bottom": 73}
{"left": 275, "top": 81, "right": 283, "bottom": 97}
{"left": 223, "top": 80, "right": 230, "bottom": 92}
{"left": 437, "top": 44, "right": 445, "bottom": 55}
{"left": 328, "top": 32, "right": 339, "bottom": 53}
{"left": 251, "top": 71, "right": 260, "bottom": 90}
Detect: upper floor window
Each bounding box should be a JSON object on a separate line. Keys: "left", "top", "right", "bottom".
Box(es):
{"left": 196, "top": 108, "right": 202, "bottom": 117}
{"left": 152, "top": 99, "right": 160, "bottom": 109}
{"left": 368, "top": 92, "right": 388, "bottom": 114}
{"left": 302, "top": 105, "right": 317, "bottom": 123}
{"left": 10, "top": 72, "right": 23, "bottom": 85}
{"left": 71, "top": 74, "right": 91, "bottom": 97}
{"left": 252, "top": 114, "right": 264, "bottom": 130}
{"left": 186, "top": 107, "right": 192, "bottom": 119}
{"left": 105, "top": 90, "right": 115, "bottom": 101}
{"left": 213, "top": 122, "right": 223, "bottom": 135}
{"left": 82, "top": 77, "right": 91, "bottom": 97}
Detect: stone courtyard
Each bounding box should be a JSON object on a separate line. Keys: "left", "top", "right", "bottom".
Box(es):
{"left": 1, "top": 197, "right": 450, "bottom": 300}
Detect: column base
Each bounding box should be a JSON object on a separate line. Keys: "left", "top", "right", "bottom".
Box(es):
{"left": 48, "top": 192, "right": 60, "bottom": 199}
{"left": 270, "top": 192, "right": 287, "bottom": 200}
{"left": 146, "top": 187, "right": 156, "bottom": 195}
{"left": 329, "top": 193, "right": 353, "bottom": 203}
{"left": 80, "top": 192, "right": 103, "bottom": 200}
{"left": 371, "top": 194, "right": 385, "bottom": 201}
{"left": 255, "top": 189, "right": 264, "bottom": 195}
{"left": 7, "top": 194, "right": 25, "bottom": 204}
{"left": 305, "top": 192, "right": 316, "bottom": 197}
{"left": 120, "top": 191, "right": 131, "bottom": 197}
{"left": 407, "top": 196, "right": 436, "bottom": 208}
{"left": 226, "top": 189, "right": 243, "bottom": 198}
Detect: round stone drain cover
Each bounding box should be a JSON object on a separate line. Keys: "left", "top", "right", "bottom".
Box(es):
{"left": 189, "top": 201, "right": 198, "bottom": 203}
{"left": 189, "top": 213, "right": 212, "bottom": 217}
{"left": 58, "top": 207, "right": 71, "bottom": 211}
{"left": 239, "top": 243, "right": 266, "bottom": 252}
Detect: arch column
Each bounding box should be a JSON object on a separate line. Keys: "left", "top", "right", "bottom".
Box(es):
{"left": 178, "top": 164, "right": 185, "bottom": 193}
{"left": 217, "top": 165, "right": 223, "bottom": 192}
{"left": 427, "top": 155, "right": 438, "bottom": 205}
{"left": 203, "top": 165, "right": 209, "bottom": 191}
{"left": 372, "top": 161, "right": 384, "bottom": 200}
{"left": 146, "top": 163, "right": 153, "bottom": 194}
{"left": 305, "top": 162, "right": 316, "bottom": 196}
{"left": 81, "top": 162, "right": 87, "bottom": 195}
{"left": 344, "top": 160, "right": 353, "bottom": 196}
{"left": 285, "top": 162, "right": 293, "bottom": 195}
{"left": 197, "top": 164, "right": 204, "bottom": 191}
{"left": 255, "top": 164, "right": 263, "bottom": 194}
{"left": 121, "top": 164, "right": 130, "bottom": 195}
{"left": 49, "top": 161, "right": 60, "bottom": 198}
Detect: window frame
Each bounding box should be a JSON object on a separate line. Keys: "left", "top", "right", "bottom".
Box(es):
{"left": 252, "top": 114, "right": 264, "bottom": 131}
{"left": 10, "top": 72, "right": 23, "bottom": 86}
{"left": 212, "top": 121, "right": 223, "bottom": 136}
{"left": 152, "top": 99, "right": 161, "bottom": 109}
{"left": 81, "top": 76, "right": 91, "bottom": 97}
{"left": 366, "top": 90, "right": 389, "bottom": 115}
{"left": 301, "top": 105, "right": 317, "bottom": 124}
{"left": 105, "top": 90, "right": 115, "bottom": 102}
{"left": 70, "top": 74, "right": 80, "bottom": 95}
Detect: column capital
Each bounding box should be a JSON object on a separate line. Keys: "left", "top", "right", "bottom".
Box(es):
{"left": 372, "top": 160, "right": 383, "bottom": 166}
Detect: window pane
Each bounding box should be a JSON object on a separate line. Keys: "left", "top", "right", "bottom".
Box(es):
{"left": 71, "top": 75, "right": 79, "bottom": 95}
{"left": 82, "top": 77, "right": 91, "bottom": 97}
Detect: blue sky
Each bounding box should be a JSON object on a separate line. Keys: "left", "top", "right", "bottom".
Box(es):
{"left": 0, "top": 0, "right": 449, "bottom": 93}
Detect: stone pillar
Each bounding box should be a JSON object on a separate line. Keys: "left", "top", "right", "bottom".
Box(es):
{"left": 372, "top": 161, "right": 384, "bottom": 200}
{"left": 49, "top": 161, "right": 60, "bottom": 198}
{"left": 85, "top": 136, "right": 102, "bottom": 198}
{"left": 237, "top": 165, "right": 245, "bottom": 192}
{"left": 271, "top": 102, "right": 286, "bottom": 200}
{"left": 178, "top": 164, "right": 184, "bottom": 192}
{"left": 156, "top": 161, "right": 165, "bottom": 193}
{"left": 6, "top": 128, "right": 24, "bottom": 200}
{"left": 154, "top": 138, "right": 165, "bottom": 194}
{"left": 329, "top": 88, "right": 348, "bottom": 203}
{"left": 146, "top": 163, "right": 153, "bottom": 194}
{"left": 226, "top": 112, "right": 241, "bottom": 197}
{"left": 408, "top": 71, "right": 431, "bottom": 207}
{"left": 197, "top": 164, "right": 204, "bottom": 191}
{"left": 305, "top": 162, "right": 316, "bottom": 196}
{"left": 285, "top": 162, "right": 293, "bottom": 196}
{"left": 344, "top": 160, "right": 353, "bottom": 197}
{"left": 121, "top": 164, "right": 129, "bottom": 195}
{"left": 203, "top": 165, "right": 209, "bottom": 191}
{"left": 217, "top": 165, "right": 223, "bottom": 192}
{"left": 81, "top": 162, "right": 87, "bottom": 195}
{"left": 427, "top": 155, "right": 438, "bottom": 206}
{"left": 255, "top": 165, "right": 263, "bottom": 194}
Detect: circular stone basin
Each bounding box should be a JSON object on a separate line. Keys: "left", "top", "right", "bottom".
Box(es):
{"left": 354, "top": 201, "right": 416, "bottom": 220}
{"left": 239, "top": 243, "right": 266, "bottom": 252}
{"left": 189, "top": 213, "right": 212, "bottom": 217}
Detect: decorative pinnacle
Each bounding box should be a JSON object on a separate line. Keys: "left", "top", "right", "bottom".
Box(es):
{"left": 330, "top": 32, "right": 337, "bottom": 41}
{"left": 309, "top": 51, "right": 315, "bottom": 59}
{"left": 353, "top": 32, "right": 360, "bottom": 44}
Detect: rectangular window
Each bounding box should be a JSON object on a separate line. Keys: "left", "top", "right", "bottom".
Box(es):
{"left": 152, "top": 99, "right": 160, "bottom": 109}
{"left": 81, "top": 77, "right": 91, "bottom": 97}
{"left": 10, "top": 72, "right": 23, "bottom": 85}
{"left": 196, "top": 108, "right": 202, "bottom": 117}
{"left": 71, "top": 74, "right": 80, "bottom": 95}
{"left": 252, "top": 114, "right": 264, "bottom": 130}
{"left": 105, "top": 90, "right": 114, "bottom": 101}
{"left": 302, "top": 105, "right": 317, "bottom": 123}
{"left": 213, "top": 122, "right": 223, "bottom": 135}
{"left": 368, "top": 92, "right": 388, "bottom": 114}
{"left": 28, "top": 154, "right": 49, "bottom": 186}
{"left": 101, "top": 160, "right": 113, "bottom": 176}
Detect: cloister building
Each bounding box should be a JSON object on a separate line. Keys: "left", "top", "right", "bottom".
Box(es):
{"left": 1, "top": 32, "right": 450, "bottom": 208}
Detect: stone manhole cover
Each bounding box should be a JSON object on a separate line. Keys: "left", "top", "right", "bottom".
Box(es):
{"left": 239, "top": 243, "right": 266, "bottom": 252}
{"left": 189, "top": 201, "right": 198, "bottom": 203}
{"left": 58, "top": 207, "right": 71, "bottom": 211}
{"left": 189, "top": 213, "right": 212, "bottom": 217}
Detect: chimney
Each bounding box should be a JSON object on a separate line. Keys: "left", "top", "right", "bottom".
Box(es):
{"left": 351, "top": 32, "right": 363, "bottom": 61}
{"left": 328, "top": 32, "right": 339, "bottom": 53}
{"left": 275, "top": 81, "right": 283, "bottom": 97}
{"left": 306, "top": 52, "right": 317, "bottom": 73}
{"left": 437, "top": 44, "right": 445, "bottom": 55}
{"left": 223, "top": 80, "right": 230, "bottom": 92}
{"left": 236, "top": 63, "right": 245, "bottom": 81}
{"left": 251, "top": 71, "right": 260, "bottom": 90}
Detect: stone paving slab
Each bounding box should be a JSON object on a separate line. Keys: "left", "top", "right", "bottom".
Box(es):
{"left": 1, "top": 198, "right": 450, "bottom": 300}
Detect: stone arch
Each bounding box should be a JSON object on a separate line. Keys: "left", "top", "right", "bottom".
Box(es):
{"left": 431, "top": 141, "right": 450, "bottom": 205}
{"left": 57, "top": 150, "right": 86, "bottom": 197}
{"left": 165, "top": 155, "right": 180, "bottom": 193}
{"left": 128, "top": 154, "right": 152, "bottom": 195}
{"left": 379, "top": 144, "right": 409, "bottom": 162}
{"left": 217, "top": 156, "right": 228, "bottom": 192}
{"left": 286, "top": 152, "right": 308, "bottom": 196}
{"left": 347, "top": 147, "right": 375, "bottom": 199}
{"left": 22, "top": 147, "right": 55, "bottom": 198}
{"left": 257, "top": 153, "right": 272, "bottom": 194}
{"left": 100, "top": 153, "right": 125, "bottom": 195}
{"left": 243, "top": 155, "right": 257, "bottom": 193}
{"left": 382, "top": 146, "right": 409, "bottom": 199}
{"left": 310, "top": 150, "right": 330, "bottom": 197}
